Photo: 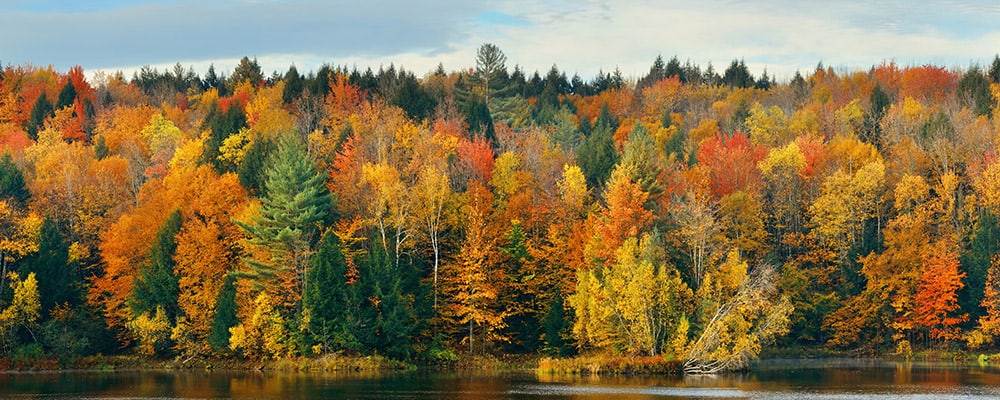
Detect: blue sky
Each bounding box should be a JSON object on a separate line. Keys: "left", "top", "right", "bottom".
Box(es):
{"left": 2, "top": 0, "right": 999, "bottom": 82}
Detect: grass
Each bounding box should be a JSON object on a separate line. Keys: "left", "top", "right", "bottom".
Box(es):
{"left": 537, "top": 353, "right": 682, "bottom": 376}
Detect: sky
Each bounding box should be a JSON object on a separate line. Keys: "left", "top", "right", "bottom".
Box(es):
{"left": 2, "top": 0, "right": 999, "bottom": 83}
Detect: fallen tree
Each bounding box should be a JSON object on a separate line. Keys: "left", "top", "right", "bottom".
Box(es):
{"left": 683, "top": 261, "right": 792, "bottom": 374}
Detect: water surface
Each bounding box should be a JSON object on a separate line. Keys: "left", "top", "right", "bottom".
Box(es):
{"left": 3, "top": 359, "right": 1000, "bottom": 399}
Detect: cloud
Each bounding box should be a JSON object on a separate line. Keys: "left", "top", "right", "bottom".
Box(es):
{"left": 2, "top": 0, "right": 999, "bottom": 82}
{"left": 1, "top": 0, "right": 483, "bottom": 73}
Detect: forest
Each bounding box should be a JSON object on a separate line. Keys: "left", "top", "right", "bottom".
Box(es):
{"left": 2, "top": 45, "right": 1000, "bottom": 372}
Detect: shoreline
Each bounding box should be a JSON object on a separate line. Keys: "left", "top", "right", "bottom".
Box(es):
{"left": 2, "top": 348, "right": 998, "bottom": 374}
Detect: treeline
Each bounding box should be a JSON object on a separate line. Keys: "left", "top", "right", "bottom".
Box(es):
{"left": 2, "top": 47, "right": 1000, "bottom": 369}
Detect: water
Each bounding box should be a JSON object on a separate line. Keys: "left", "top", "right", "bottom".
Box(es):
{"left": 2, "top": 359, "right": 1000, "bottom": 399}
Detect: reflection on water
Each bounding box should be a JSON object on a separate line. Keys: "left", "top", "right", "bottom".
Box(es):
{"left": 2, "top": 359, "right": 1000, "bottom": 399}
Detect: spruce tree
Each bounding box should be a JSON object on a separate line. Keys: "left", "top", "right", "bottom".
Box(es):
{"left": 19, "top": 217, "right": 75, "bottom": 315}
{"left": 577, "top": 105, "right": 619, "bottom": 189}
{"left": 282, "top": 65, "right": 304, "bottom": 104}
{"left": 26, "top": 92, "right": 53, "bottom": 140}
{"left": 303, "top": 232, "right": 359, "bottom": 352}
{"left": 0, "top": 153, "right": 29, "bottom": 204}
{"left": 130, "top": 210, "right": 183, "bottom": 321}
{"left": 208, "top": 274, "right": 238, "bottom": 352}
{"left": 56, "top": 81, "right": 77, "bottom": 110}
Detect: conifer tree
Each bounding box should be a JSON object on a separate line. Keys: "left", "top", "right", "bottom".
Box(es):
{"left": 26, "top": 92, "right": 53, "bottom": 140}
{"left": 208, "top": 274, "right": 238, "bottom": 352}
{"left": 235, "top": 134, "right": 333, "bottom": 303}
{"left": 0, "top": 154, "right": 29, "bottom": 205}
{"left": 19, "top": 217, "right": 75, "bottom": 315}
{"left": 130, "top": 210, "right": 183, "bottom": 321}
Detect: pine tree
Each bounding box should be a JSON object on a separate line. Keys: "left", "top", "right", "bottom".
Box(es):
{"left": 235, "top": 134, "right": 333, "bottom": 304}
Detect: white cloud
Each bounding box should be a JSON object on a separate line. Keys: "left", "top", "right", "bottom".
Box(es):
{"left": 3, "top": 0, "right": 999, "bottom": 83}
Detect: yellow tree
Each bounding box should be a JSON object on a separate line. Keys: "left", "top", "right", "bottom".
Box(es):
{"left": 808, "top": 160, "right": 885, "bottom": 264}
{"left": 601, "top": 234, "right": 692, "bottom": 356}
{"left": 442, "top": 181, "right": 507, "bottom": 353}
{"left": 0, "top": 272, "right": 40, "bottom": 353}
{"left": 0, "top": 201, "right": 42, "bottom": 299}
{"left": 671, "top": 191, "right": 717, "bottom": 289}
{"left": 685, "top": 253, "right": 792, "bottom": 374}
{"left": 758, "top": 141, "right": 806, "bottom": 252}
{"left": 412, "top": 165, "right": 452, "bottom": 308}
{"left": 362, "top": 162, "right": 413, "bottom": 270}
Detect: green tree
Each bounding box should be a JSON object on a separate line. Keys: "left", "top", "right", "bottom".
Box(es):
{"left": 722, "top": 59, "right": 754, "bottom": 88}
{"left": 208, "top": 274, "right": 238, "bottom": 353}
{"left": 228, "top": 56, "right": 263, "bottom": 89}
{"left": 863, "top": 84, "right": 892, "bottom": 147}
{"left": 56, "top": 81, "right": 77, "bottom": 110}
{"left": 577, "top": 105, "right": 619, "bottom": 189}
{"left": 130, "top": 210, "right": 183, "bottom": 322}
{"left": 235, "top": 134, "right": 333, "bottom": 304}
{"left": 18, "top": 217, "right": 75, "bottom": 315}
{"left": 26, "top": 92, "right": 53, "bottom": 140}
{"left": 469, "top": 43, "right": 511, "bottom": 110}
{"left": 202, "top": 102, "right": 248, "bottom": 171}
{"left": 0, "top": 154, "right": 29, "bottom": 204}
{"left": 957, "top": 67, "right": 993, "bottom": 117}
{"left": 303, "top": 231, "right": 360, "bottom": 353}
{"left": 282, "top": 65, "right": 304, "bottom": 104}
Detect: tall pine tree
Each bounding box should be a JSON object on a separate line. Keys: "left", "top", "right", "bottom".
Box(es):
{"left": 235, "top": 133, "right": 333, "bottom": 305}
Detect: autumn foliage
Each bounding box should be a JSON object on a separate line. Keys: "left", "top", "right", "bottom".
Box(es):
{"left": 1, "top": 52, "right": 1000, "bottom": 369}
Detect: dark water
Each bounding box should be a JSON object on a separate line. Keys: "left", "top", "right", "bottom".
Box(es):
{"left": 3, "top": 359, "right": 1000, "bottom": 399}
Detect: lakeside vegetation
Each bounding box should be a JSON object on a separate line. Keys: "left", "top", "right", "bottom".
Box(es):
{"left": 2, "top": 46, "right": 1000, "bottom": 373}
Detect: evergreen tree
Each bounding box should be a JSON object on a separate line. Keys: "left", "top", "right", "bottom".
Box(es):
{"left": 957, "top": 67, "right": 993, "bottom": 117}
{"left": 203, "top": 64, "right": 222, "bottom": 93}
{"left": 235, "top": 134, "right": 333, "bottom": 300}
{"left": 463, "top": 98, "right": 495, "bottom": 142}
{"left": 863, "top": 84, "right": 892, "bottom": 146}
{"left": 303, "top": 231, "right": 360, "bottom": 352}
{"left": 26, "top": 92, "right": 53, "bottom": 140}
{"left": 542, "top": 293, "right": 571, "bottom": 357}
{"left": 202, "top": 103, "right": 247, "bottom": 172}
{"left": 228, "top": 56, "right": 263, "bottom": 89}
{"left": 237, "top": 137, "right": 276, "bottom": 197}
{"left": 665, "top": 56, "right": 684, "bottom": 82}
{"left": 18, "top": 217, "right": 75, "bottom": 315}
{"left": 577, "top": 105, "right": 619, "bottom": 189}
{"left": 208, "top": 274, "right": 238, "bottom": 352}
{"left": 56, "top": 81, "right": 77, "bottom": 110}
{"left": 722, "top": 59, "right": 754, "bottom": 88}
{"left": 282, "top": 65, "right": 304, "bottom": 104}
{"left": 0, "top": 153, "right": 29, "bottom": 204}
{"left": 130, "top": 210, "right": 183, "bottom": 321}
{"left": 93, "top": 135, "right": 109, "bottom": 160}
{"left": 960, "top": 211, "right": 1000, "bottom": 324}
{"left": 989, "top": 54, "right": 1000, "bottom": 84}
{"left": 637, "top": 54, "right": 667, "bottom": 90}
{"left": 391, "top": 73, "right": 437, "bottom": 121}
{"left": 354, "top": 241, "right": 422, "bottom": 359}
{"left": 470, "top": 43, "right": 511, "bottom": 109}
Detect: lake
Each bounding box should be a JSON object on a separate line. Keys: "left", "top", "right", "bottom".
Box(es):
{"left": 2, "top": 359, "right": 1000, "bottom": 399}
